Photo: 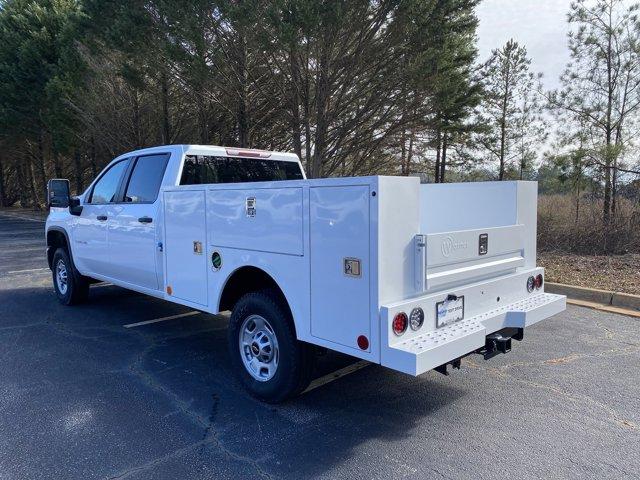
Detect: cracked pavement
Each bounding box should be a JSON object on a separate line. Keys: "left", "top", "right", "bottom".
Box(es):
{"left": 0, "top": 212, "right": 639, "bottom": 480}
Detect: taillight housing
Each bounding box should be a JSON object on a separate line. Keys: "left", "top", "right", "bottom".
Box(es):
{"left": 409, "top": 307, "right": 424, "bottom": 331}
{"left": 392, "top": 312, "right": 408, "bottom": 336}
{"left": 526, "top": 276, "right": 535, "bottom": 293}
{"left": 535, "top": 274, "right": 543, "bottom": 290}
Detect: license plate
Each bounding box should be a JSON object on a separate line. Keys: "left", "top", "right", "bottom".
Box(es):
{"left": 436, "top": 296, "right": 465, "bottom": 328}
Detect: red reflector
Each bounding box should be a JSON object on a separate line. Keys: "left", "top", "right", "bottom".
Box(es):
{"left": 535, "top": 274, "right": 543, "bottom": 289}
{"left": 357, "top": 335, "right": 369, "bottom": 350}
{"left": 392, "top": 312, "right": 408, "bottom": 336}
{"left": 225, "top": 148, "right": 271, "bottom": 158}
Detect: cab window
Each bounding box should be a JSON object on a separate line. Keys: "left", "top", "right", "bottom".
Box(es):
{"left": 180, "top": 155, "right": 304, "bottom": 185}
{"left": 89, "top": 160, "right": 129, "bottom": 204}
{"left": 123, "top": 154, "right": 169, "bottom": 203}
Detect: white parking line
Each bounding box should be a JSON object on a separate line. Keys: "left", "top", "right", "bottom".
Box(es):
{"left": 7, "top": 267, "right": 49, "bottom": 274}
{"left": 124, "top": 310, "right": 200, "bottom": 328}
{"left": 303, "top": 360, "right": 371, "bottom": 394}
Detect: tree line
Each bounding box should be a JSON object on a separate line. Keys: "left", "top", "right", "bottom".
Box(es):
{"left": 0, "top": 0, "right": 639, "bottom": 231}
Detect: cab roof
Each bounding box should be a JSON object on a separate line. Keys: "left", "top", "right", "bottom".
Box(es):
{"left": 114, "top": 144, "right": 300, "bottom": 163}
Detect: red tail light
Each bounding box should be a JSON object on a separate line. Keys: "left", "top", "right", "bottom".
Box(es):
{"left": 392, "top": 312, "right": 408, "bottom": 336}
{"left": 535, "top": 274, "right": 543, "bottom": 290}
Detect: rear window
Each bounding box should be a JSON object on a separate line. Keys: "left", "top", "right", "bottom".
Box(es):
{"left": 180, "top": 155, "right": 304, "bottom": 185}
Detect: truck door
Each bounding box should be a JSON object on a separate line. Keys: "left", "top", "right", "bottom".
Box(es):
{"left": 72, "top": 159, "right": 130, "bottom": 276}
{"left": 106, "top": 153, "right": 169, "bottom": 290}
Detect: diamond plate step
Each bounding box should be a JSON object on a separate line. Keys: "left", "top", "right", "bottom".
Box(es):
{"left": 395, "top": 317, "right": 484, "bottom": 355}
{"left": 387, "top": 292, "right": 566, "bottom": 375}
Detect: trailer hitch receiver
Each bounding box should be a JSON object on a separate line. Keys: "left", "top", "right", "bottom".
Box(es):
{"left": 478, "top": 328, "right": 523, "bottom": 360}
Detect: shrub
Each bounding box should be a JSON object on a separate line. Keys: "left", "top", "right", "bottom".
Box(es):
{"left": 538, "top": 194, "right": 640, "bottom": 254}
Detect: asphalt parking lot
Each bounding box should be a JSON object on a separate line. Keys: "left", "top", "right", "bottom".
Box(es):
{"left": 0, "top": 212, "right": 638, "bottom": 480}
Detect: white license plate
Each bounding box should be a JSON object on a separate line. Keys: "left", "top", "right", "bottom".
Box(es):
{"left": 436, "top": 296, "right": 465, "bottom": 328}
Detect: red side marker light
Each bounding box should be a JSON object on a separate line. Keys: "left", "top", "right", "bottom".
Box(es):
{"left": 357, "top": 335, "right": 369, "bottom": 350}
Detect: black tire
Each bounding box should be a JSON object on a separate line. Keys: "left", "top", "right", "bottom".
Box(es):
{"left": 51, "top": 248, "right": 89, "bottom": 306}
{"left": 228, "top": 289, "right": 315, "bottom": 403}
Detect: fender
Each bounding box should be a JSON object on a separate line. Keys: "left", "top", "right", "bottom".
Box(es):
{"left": 46, "top": 226, "right": 82, "bottom": 281}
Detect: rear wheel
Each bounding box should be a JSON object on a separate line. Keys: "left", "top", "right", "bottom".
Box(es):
{"left": 52, "top": 248, "right": 89, "bottom": 305}
{"left": 228, "top": 290, "right": 315, "bottom": 403}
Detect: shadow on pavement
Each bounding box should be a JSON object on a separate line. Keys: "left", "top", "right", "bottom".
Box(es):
{"left": 0, "top": 284, "right": 465, "bottom": 479}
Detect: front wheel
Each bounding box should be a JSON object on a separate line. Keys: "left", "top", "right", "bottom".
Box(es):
{"left": 52, "top": 248, "right": 89, "bottom": 305}
{"left": 228, "top": 290, "right": 315, "bottom": 403}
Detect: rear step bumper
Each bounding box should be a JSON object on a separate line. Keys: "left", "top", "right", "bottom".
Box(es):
{"left": 382, "top": 292, "right": 566, "bottom": 376}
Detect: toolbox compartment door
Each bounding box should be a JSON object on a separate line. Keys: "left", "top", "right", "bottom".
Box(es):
{"left": 309, "top": 185, "right": 371, "bottom": 350}
{"left": 206, "top": 187, "right": 303, "bottom": 256}
{"left": 163, "top": 190, "right": 208, "bottom": 306}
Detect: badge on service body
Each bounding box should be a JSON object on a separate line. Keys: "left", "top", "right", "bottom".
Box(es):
{"left": 246, "top": 197, "right": 256, "bottom": 217}
{"left": 344, "top": 258, "right": 362, "bottom": 277}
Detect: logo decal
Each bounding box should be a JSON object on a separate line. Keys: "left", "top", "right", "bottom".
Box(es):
{"left": 441, "top": 236, "right": 468, "bottom": 257}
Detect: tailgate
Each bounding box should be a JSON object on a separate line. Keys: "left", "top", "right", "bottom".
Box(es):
{"left": 416, "top": 224, "right": 524, "bottom": 291}
{"left": 415, "top": 181, "right": 533, "bottom": 293}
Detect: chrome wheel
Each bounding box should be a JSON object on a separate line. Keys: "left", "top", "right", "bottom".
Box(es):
{"left": 239, "top": 314, "right": 279, "bottom": 382}
{"left": 55, "top": 259, "right": 68, "bottom": 295}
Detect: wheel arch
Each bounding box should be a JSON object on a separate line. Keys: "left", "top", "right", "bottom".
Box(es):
{"left": 46, "top": 227, "right": 72, "bottom": 270}
{"left": 218, "top": 265, "right": 293, "bottom": 320}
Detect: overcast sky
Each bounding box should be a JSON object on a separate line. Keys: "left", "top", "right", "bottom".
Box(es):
{"left": 476, "top": 0, "right": 573, "bottom": 90}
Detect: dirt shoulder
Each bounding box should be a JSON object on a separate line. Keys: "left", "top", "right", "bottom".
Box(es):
{"left": 539, "top": 252, "right": 640, "bottom": 295}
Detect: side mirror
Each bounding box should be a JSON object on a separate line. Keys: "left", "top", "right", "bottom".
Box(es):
{"left": 47, "top": 179, "right": 70, "bottom": 208}
{"left": 69, "top": 196, "right": 83, "bottom": 216}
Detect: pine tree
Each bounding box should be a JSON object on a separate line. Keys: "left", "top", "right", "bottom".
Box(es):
{"left": 548, "top": 0, "right": 640, "bottom": 223}
{"left": 423, "top": 0, "right": 482, "bottom": 183}
{"left": 477, "top": 39, "right": 546, "bottom": 180}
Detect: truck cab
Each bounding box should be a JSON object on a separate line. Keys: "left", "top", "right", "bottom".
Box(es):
{"left": 46, "top": 145, "right": 304, "bottom": 298}
{"left": 46, "top": 144, "right": 565, "bottom": 403}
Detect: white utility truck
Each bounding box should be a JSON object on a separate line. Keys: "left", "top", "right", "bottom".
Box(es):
{"left": 46, "top": 145, "right": 566, "bottom": 402}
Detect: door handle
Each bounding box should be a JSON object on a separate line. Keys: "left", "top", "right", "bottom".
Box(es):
{"left": 138, "top": 216, "right": 153, "bottom": 224}
{"left": 97, "top": 215, "right": 108, "bottom": 221}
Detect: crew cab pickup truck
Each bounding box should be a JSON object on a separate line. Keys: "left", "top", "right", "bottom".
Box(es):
{"left": 46, "top": 144, "right": 566, "bottom": 402}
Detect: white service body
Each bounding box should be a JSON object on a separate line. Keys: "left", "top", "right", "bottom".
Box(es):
{"left": 46, "top": 145, "right": 566, "bottom": 377}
